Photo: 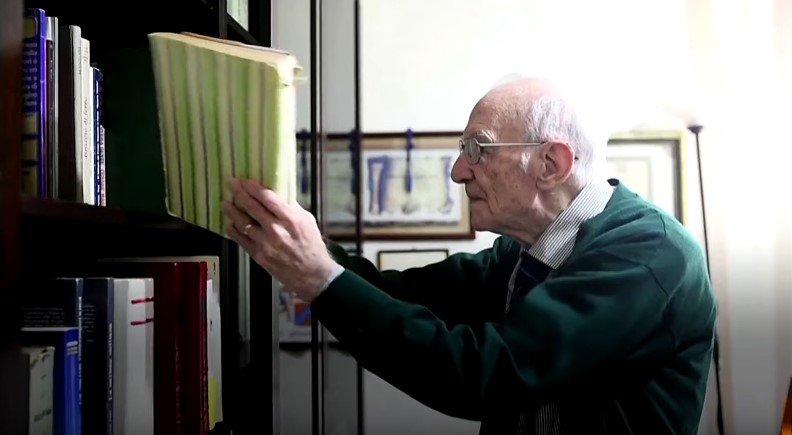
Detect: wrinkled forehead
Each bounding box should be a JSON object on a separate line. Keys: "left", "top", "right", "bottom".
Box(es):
{"left": 463, "top": 97, "right": 520, "bottom": 141}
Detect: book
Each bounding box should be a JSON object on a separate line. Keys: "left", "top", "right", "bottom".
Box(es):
{"left": 45, "top": 15, "right": 58, "bottom": 198}
{"left": 147, "top": 32, "right": 302, "bottom": 236}
{"left": 81, "top": 278, "right": 114, "bottom": 435}
{"left": 19, "top": 346, "right": 55, "bottom": 435}
{"left": 22, "top": 8, "right": 47, "bottom": 197}
{"left": 112, "top": 278, "right": 154, "bottom": 435}
{"left": 57, "top": 25, "right": 83, "bottom": 202}
{"left": 21, "top": 327, "right": 81, "bottom": 435}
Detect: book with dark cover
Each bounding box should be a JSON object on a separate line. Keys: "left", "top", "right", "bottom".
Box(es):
{"left": 82, "top": 278, "right": 114, "bottom": 435}
{"left": 45, "top": 15, "right": 58, "bottom": 198}
{"left": 56, "top": 25, "right": 81, "bottom": 201}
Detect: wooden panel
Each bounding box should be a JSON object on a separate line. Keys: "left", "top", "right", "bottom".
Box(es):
{"left": 0, "top": 0, "right": 25, "bottom": 432}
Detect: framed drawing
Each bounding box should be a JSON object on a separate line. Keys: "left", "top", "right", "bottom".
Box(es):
{"left": 606, "top": 132, "right": 684, "bottom": 222}
{"left": 277, "top": 278, "right": 312, "bottom": 344}
{"left": 377, "top": 249, "right": 450, "bottom": 271}
{"left": 322, "top": 132, "right": 474, "bottom": 240}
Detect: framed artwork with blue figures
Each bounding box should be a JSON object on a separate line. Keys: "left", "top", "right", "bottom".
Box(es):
{"left": 312, "top": 131, "right": 474, "bottom": 240}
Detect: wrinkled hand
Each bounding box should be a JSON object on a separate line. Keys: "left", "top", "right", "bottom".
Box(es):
{"left": 222, "top": 178, "right": 341, "bottom": 303}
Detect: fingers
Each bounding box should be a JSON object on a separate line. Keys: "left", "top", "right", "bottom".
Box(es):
{"left": 239, "top": 179, "right": 292, "bottom": 221}
{"left": 229, "top": 179, "right": 278, "bottom": 228}
{"left": 221, "top": 201, "right": 258, "bottom": 235}
{"left": 225, "top": 220, "right": 257, "bottom": 253}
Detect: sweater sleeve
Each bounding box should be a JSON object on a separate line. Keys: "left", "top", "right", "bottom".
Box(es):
{"left": 324, "top": 236, "right": 520, "bottom": 326}
{"left": 311, "top": 243, "right": 672, "bottom": 420}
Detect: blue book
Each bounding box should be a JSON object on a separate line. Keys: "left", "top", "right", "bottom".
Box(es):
{"left": 21, "top": 327, "right": 81, "bottom": 435}
{"left": 22, "top": 8, "right": 48, "bottom": 196}
{"left": 93, "top": 67, "right": 105, "bottom": 206}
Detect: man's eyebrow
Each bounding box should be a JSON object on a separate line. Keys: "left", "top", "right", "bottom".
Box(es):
{"left": 471, "top": 130, "right": 494, "bottom": 143}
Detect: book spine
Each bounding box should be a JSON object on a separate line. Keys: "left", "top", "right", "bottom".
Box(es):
{"left": 22, "top": 8, "right": 47, "bottom": 197}
{"left": 73, "top": 31, "right": 84, "bottom": 202}
{"left": 22, "top": 346, "right": 55, "bottom": 434}
{"left": 46, "top": 16, "right": 58, "bottom": 198}
{"left": 80, "top": 38, "right": 94, "bottom": 205}
{"left": 82, "top": 278, "right": 114, "bottom": 435}
{"left": 93, "top": 67, "right": 107, "bottom": 205}
{"left": 56, "top": 25, "right": 78, "bottom": 201}
{"left": 64, "top": 330, "right": 81, "bottom": 435}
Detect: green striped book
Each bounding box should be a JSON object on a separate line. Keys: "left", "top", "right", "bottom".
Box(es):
{"left": 148, "top": 32, "right": 302, "bottom": 236}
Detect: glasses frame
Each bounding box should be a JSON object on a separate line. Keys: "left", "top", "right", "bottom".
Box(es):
{"left": 458, "top": 137, "right": 544, "bottom": 164}
{"left": 458, "top": 137, "right": 580, "bottom": 164}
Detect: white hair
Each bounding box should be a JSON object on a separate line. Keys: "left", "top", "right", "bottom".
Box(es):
{"left": 519, "top": 94, "right": 610, "bottom": 187}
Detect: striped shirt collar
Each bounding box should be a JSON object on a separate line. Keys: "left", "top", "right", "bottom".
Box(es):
{"left": 525, "top": 178, "right": 615, "bottom": 269}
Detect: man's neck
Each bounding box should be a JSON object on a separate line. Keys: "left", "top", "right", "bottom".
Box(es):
{"left": 512, "top": 182, "right": 584, "bottom": 247}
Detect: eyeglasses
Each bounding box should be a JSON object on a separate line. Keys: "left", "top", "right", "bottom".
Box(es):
{"left": 458, "top": 137, "right": 544, "bottom": 164}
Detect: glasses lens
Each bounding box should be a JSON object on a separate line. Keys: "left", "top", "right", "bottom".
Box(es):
{"left": 460, "top": 138, "right": 480, "bottom": 163}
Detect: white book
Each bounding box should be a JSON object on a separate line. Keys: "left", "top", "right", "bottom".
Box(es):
{"left": 69, "top": 27, "right": 84, "bottom": 202}
{"left": 112, "top": 278, "right": 154, "bottom": 435}
{"left": 80, "top": 38, "right": 94, "bottom": 204}
{"left": 21, "top": 346, "right": 54, "bottom": 435}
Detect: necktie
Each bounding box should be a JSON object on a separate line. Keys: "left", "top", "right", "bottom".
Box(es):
{"left": 507, "top": 252, "right": 561, "bottom": 435}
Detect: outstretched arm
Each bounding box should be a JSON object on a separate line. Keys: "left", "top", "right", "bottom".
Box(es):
{"left": 223, "top": 178, "right": 518, "bottom": 326}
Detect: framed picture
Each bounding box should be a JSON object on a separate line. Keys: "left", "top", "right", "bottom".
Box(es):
{"left": 322, "top": 132, "right": 474, "bottom": 240}
{"left": 277, "top": 243, "right": 359, "bottom": 345}
{"left": 277, "top": 279, "right": 312, "bottom": 344}
{"left": 377, "top": 249, "right": 450, "bottom": 271}
{"left": 606, "top": 132, "right": 684, "bottom": 222}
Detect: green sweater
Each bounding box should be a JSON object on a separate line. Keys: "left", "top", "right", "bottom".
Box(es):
{"left": 313, "top": 180, "right": 717, "bottom": 434}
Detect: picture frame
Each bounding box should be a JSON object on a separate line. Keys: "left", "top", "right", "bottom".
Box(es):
{"left": 377, "top": 249, "right": 450, "bottom": 271}
{"left": 606, "top": 132, "right": 684, "bottom": 222}
{"left": 321, "top": 132, "right": 474, "bottom": 240}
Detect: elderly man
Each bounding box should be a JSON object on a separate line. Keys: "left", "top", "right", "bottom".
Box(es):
{"left": 222, "top": 78, "right": 716, "bottom": 434}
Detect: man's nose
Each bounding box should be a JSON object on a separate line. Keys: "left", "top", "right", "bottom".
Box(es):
{"left": 450, "top": 154, "right": 473, "bottom": 184}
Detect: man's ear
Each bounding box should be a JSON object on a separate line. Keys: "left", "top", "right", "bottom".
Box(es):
{"left": 536, "top": 141, "right": 575, "bottom": 189}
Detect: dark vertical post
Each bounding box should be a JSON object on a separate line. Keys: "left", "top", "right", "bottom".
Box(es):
{"left": 0, "top": 0, "right": 23, "bottom": 433}
{"left": 353, "top": 1, "right": 365, "bottom": 434}
{"left": 216, "top": 0, "right": 228, "bottom": 38}
{"left": 249, "top": 0, "right": 272, "bottom": 45}
{"left": 310, "top": 0, "right": 324, "bottom": 434}
{"left": 688, "top": 124, "right": 723, "bottom": 435}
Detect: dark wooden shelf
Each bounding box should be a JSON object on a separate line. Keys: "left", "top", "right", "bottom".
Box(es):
{"left": 24, "top": 0, "right": 222, "bottom": 49}
{"left": 21, "top": 195, "right": 199, "bottom": 231}
{"left": 226, "top": 13, "right": 260, "bottom": 45}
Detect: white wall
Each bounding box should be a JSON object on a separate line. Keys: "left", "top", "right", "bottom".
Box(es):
{"left": 357, "top": 1, "right": 792, "bottom": 435}
{"left": 276, "top": 0, "right": 792, "bottom": 434}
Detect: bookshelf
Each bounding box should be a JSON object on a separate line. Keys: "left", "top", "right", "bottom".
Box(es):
{"left": 0, "top": 1, "right": 275, "bottom": 434}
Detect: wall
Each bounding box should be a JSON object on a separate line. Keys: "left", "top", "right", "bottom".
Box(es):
{"left": 275, "top": 0, "right": 792, "bottom": 434}
{"left": 357, "top": 0, "right": 766, "bottom": 434}
{"left": 360, "top": 1, "right": 792, "bottom": 434}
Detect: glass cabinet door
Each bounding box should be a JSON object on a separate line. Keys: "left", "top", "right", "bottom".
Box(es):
{"left": 272, "top": 1, "right": 361, "bottom": 434}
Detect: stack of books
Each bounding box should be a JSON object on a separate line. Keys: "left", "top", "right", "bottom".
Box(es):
{"left": 22, "top": 7, "right": 105, "bottom": 205}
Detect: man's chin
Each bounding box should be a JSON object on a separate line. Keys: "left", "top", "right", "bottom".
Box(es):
{"left": 470, "top": 214, "right": 492, "bottom": 232}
